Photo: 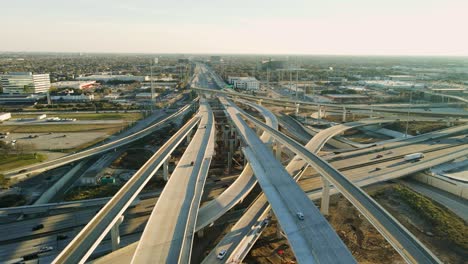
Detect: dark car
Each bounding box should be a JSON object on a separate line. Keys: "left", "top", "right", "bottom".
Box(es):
{"left": 57, "top": 234, "right": 68, "bottom": 241}
{"left": 32, "top": 224, "right": 44, "bottom": 231}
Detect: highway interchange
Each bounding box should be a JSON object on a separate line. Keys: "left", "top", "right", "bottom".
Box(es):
{"left": 0, "top": 63, "right": 466, "bottom": 264}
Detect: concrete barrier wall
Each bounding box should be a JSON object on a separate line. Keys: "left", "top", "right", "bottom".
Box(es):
{"left": 412, "top": 173, "right": 468, "bottom": 199}
{"left": 34, "top": 161, "right": 86, "bottom": 204}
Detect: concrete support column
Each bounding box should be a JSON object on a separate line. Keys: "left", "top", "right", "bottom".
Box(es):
{"left": 223, "top": 128, "right": 229, "bottom": 148}
{"left": 320, "top": 177, "right": 331, "bottom": 216}
{"left": 342, "top": 107, "right": 347, "bottom": 122}
{"left": 186, "top": 132, "right": 192, "bottom": 145}
{"left": 295, "top": 103, "right": 300, "bottom": 116}
{"left": 197, "top": 228, "right": 204, "bottom": 238}
{"left": 275, "top": 140, "right": 281, "bottom": 161}
{"left": 317, "top": 104, "right": 322, "bottom": 119}
{"left": 258, "top": 99, "right": 262, "bottom": 106}
{"left": 111, "top": 215, "right": 124, "bottom": 251}
{"left": 228, "top": 139, "right": 235, "bottom": 173}
{"left": 163, "top": 157, "right": 170, "bottom": 181}
{"left": 276, "top": 225, "right": 283, "bottom": 239}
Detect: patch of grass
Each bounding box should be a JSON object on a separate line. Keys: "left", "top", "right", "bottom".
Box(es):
{"left": 385, "top": 122, "right": 447, "bottom": 135}
{"left": 394, "top": 185, "right": 468, "bottom": 249}
{"left": 0, "top": 153, "right": 47, "bottom": 171}
{"left": 0, "top": 124, "right": 125, "bottom": 134}
{"left": 0, "top": 194, "right": 27, "bottom": 207}
{"left": 12, "top": 112, "right": 143, "bottom": 122}
{"left": 64, "top": 184, "right": 121, "bottom": 201}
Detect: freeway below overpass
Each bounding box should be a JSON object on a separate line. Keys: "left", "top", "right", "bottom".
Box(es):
{"left": 52, "top": 114, "right": 201, "bottom": 264}
{"left": 131, "top": 100, "right": 215, "bottom": 263}
{"left": 240, "top": 108, "right": 442, "bottom": 264}
{"left": 3, "top": 100, "right": 197, "bottom": 181}
{"left": 221, "top": 97, "right": 355, "bottom": 263}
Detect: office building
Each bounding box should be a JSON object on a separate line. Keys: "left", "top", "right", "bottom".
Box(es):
{"left": 1, "top": 72, "right": 51, "bottom": 94}
{"left": 228, "top": 76, "right": 260, "bottom": 90}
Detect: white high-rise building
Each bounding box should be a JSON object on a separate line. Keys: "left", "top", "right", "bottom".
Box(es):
{"left": 228, "top": 76, "right": 260, "bottom": 90}
{"left": 0, "top": 72, "right": 51, "bottom": 94}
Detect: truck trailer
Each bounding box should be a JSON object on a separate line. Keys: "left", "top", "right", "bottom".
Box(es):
{"left": 404, "top": 153, "right": 424, "bottom": 161}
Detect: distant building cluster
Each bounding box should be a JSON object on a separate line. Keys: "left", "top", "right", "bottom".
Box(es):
{"left": 52, "top": 81, "right": 97, "bottom": 90}
{"left": 51, "top": 94, "right": 95, "bottom": 101}
{"left": 258, "top": 59, "right": 287, "bottom": 71}
{"left": 76, "top": 74, "right": 148, "bottom": 82}
{"left": 228, "top": 76, "right": 260, "bottom": 90}
{"left": 360, "top": 80, "right": 425, "bottom": 89}
{"left": 0, "top": 72, "right": 51, "bottom": 94}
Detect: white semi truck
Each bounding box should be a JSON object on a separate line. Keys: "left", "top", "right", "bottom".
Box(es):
{"left": 404, "top": 153, "right": 424, "bottom": 161}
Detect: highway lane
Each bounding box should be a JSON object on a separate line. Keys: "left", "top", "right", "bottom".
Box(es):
{"left": 300, "top": 142, "right": 468, "bottom": 197}
{"left": 0, "top": 191, "right": 159, "bottom": 217}
{"left": 241, "top": 110, "right": 443, "bottom": 264}
{"left": 195, "top": 97, "right": 279, "bottom": 231}
{"left": 203, "top": 99, "right": 465, "bottom": 263}
{"left": 193, "top": 86, "right": 468, "bottom": 118}
{"left": 131, "top": 101, "right": 215, "bottom": 263}
{"left": 201, "top": 137, "right": 467, "bottom": 264}
{"left": 52, "top": 114, "right": 201, "bottom": 264}
{"left": 0, "top": 197, "right": 157, "bottom": 262}
{"left": 3, "top": 100, "right": 197, "bottom": 181}
{"left": 333, "top": 123, "right": 468, "bottom": 160}
{"left": 221, "top": 97, "right": 355, "bottom": 264}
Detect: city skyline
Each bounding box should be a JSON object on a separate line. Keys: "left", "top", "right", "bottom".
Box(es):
{"left": 2, "top": 0, "right": 467, "bottom": 56}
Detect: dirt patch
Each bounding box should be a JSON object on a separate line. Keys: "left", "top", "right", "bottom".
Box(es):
{"left": 372, "top": 183, "right": 468, "bottom": 264}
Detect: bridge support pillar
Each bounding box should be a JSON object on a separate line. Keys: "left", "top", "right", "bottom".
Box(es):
{"left": 276, "top": 224, "right": 283, "bottom": 239}
{"left": 186, "top": 130, "right": 193, "bottom": 145}
{"left": 163, "top": 157, "right": 170, "bottom": 181}
{"left": 275, "top": 140, "right": 281, "bottom": 161}
{"left": 258, "top": 99, "right": 262, "bottom": 106}
{"left": 342, "top": 107, "right": 347, "bottom": 122}
{"left": 320, "top": 177, "right": 331, "bottom": 216}
{"left": 317, "top": 104, "right": 322, "bottom": 119}
{"left": 223, "top": 128, "right": 229, "bottom": 148}
{"left": 111, "top": 215, "right": 124, "bottom": 251}
{"left": 197, "top": 228, "right": 205, "bottom": 238}
{"left": 295, "top": 103, "right": 300, "bottom": 116}
{"left": 228, "top": 139, "right": 235, "bottom": 173}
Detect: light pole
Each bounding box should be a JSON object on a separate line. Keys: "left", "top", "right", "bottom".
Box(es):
{"left": 405, "top": 91, "right": 412, "bottom": 138}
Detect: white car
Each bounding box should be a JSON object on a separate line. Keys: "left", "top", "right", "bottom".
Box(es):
{"left": 296, "top": 212, "right": 305, "bottom": 220}
{"left": 39, "top": 246, "right": 53, "bottom": 252}
{"left": 217, "top": 249, "right": 227, "bottom": 260}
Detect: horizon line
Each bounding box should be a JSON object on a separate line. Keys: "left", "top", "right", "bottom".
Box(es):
{"left": 1, "top": 50, "right": 468, "bottom": 58}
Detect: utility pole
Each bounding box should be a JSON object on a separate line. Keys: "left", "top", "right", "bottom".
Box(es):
{"left": 405, "top": 91, "right": 412, "bottom": 138}
{"left": 150, "top": 58, "right": 155, "bottom": 112}
{"left": 296, "top": 69, "right": 299, "bottom": 101}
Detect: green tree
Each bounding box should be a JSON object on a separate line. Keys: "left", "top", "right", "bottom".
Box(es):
{"left": 0, "top": 174, "right": 9, "bottom": 189}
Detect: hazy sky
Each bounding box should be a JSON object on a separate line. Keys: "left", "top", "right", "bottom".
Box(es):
{"left": 2, "top": 0, "right": 467, "bottom": 55}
